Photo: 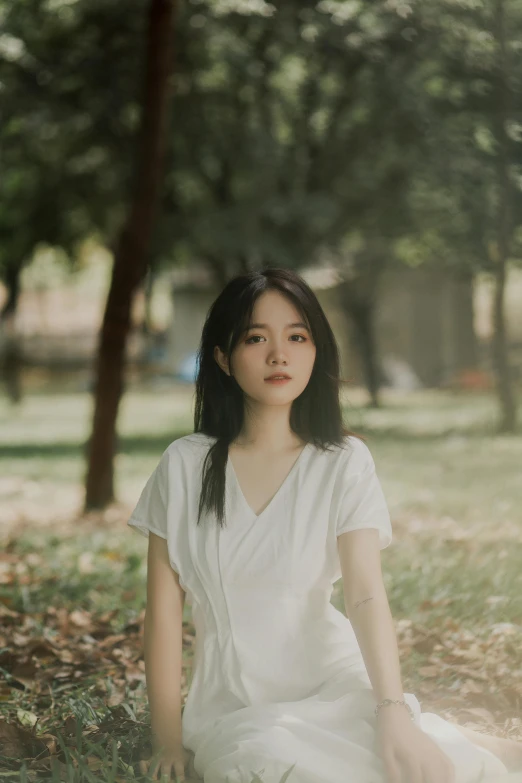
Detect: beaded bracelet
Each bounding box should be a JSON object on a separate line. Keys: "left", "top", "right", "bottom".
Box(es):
{"left": 374, "top": 698, "right": 415, "bottom": 721}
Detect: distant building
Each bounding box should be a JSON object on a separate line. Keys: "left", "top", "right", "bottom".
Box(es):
{"left": 7, "top": 258, "right": 522, "bottom": 389}
{"left": 166, "top": 262, "right": 492, "bottom": 389}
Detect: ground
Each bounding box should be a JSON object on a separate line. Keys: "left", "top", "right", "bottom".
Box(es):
{"left": 1, "top": 381, "right": 521, "bottom": 781}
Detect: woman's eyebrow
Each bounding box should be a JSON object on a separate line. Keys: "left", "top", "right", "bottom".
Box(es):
{"left": 245, "top": 322, "right": 310, "bottom": 332}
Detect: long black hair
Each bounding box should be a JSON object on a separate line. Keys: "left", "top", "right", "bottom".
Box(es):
{"left": 193, "top": 267, "right": 363, "bottom": 527}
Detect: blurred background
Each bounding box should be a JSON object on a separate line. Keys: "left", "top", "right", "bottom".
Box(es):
{"left": 1, "top": 0, "right": 522, "bottom": 778}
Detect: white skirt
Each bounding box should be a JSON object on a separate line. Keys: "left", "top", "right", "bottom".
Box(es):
{"left": 188, "top": 668, "right": 514, "bottom": 783}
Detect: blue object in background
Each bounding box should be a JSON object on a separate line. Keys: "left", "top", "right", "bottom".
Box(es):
{"left": 178, "top": 352, "right": 199, "bottom": 383}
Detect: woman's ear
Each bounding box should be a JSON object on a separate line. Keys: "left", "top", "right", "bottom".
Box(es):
{"left": 214, "top": 345, "right": 232, "bottom": 376}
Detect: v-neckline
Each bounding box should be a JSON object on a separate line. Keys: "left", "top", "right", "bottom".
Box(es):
{"left": 227, "top": 442, "right": 310, "bottom": 521}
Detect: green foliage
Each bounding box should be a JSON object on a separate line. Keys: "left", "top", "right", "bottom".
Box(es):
{"left": 0, "top": 0, "right": 146, "bottom": 283}
{"left": 1, "top": 0, "right": 522, "bottom": 291}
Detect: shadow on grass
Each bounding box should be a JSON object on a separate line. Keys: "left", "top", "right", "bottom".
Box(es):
{"left": 0, "top": 421, "right": 509, "bottom": 461}
{"left": 348, "top": 423, "right": 503, "bottom": 440}
{"left": 0, "top": 432, "right": 188, "bottom": 459}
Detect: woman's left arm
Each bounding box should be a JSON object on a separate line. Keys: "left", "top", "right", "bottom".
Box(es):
{"left": 338, "top": 528, "right": 456, "bottom": 783}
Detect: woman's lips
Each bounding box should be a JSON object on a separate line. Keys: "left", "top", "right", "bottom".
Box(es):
{"left": 264, "top": 378, "right": 291, "bottom": 384}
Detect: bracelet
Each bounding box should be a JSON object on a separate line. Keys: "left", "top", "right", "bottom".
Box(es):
{"left": 374, "top": 698, "right": 415, "bottom": 721}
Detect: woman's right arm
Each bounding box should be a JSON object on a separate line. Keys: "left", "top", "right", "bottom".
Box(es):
{"left": 143, "top": 531, "right": 188, "bottom": 778}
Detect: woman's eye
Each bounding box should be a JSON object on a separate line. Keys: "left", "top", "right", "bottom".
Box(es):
{"left": 245, "top": 335, "right": 307, "bottom": 344}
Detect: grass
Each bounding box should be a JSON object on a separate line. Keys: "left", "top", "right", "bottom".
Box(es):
{"left": 1, "top": 382, "right": 521, "bottom": 781}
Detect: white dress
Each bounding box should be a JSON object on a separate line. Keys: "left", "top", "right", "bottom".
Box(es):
{"left": 127, "top": 433, "right": 512, "bottom": 783}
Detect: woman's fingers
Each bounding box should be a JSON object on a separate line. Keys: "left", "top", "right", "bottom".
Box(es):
{"left": 138, "top": 757, "right": 165, "bottom": 780}
{"left": 138, "top": 756, "right": 187, "bottom": 781}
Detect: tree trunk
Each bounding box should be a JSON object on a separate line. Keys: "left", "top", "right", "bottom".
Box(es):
{"left": 349, "top": 300, "right": 381, "bottom": 408}
{"left": 451, "top": 269, "right": 479, "bottom": 373}
{"left": 142, "top": 262, "right": 156, "bottom": 336}
{"left": 1, "top": 261, "right": 24, "bottom": 403}
{"left": 337, "top": 244, "right": 385, "bottom": 408}
{"left": 0, "top": 319, "right": 23, "bottom": 404}
{"left": 338, "top": 279, "right": 382, "bottom": 408}
{"left": 491, "top": 255, "right": 515, "bottom": 432}
{"left": 410, "top": 266, "right": 445, "bottom": 387}
{"left": 84, "top": 0, "right": 177, "bottom": 509}
{"left": 0, "top": 260, "right": 23, "bottom": 321}
{"left": 491, "top": 0, "right": 517, "bottom": 433}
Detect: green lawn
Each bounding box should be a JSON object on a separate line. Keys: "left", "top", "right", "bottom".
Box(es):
{"left": 1, "top": 384, "right": 521, "bottom": 780}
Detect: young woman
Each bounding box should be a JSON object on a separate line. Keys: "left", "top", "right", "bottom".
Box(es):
{"left": 129, "top": 268, "right": 522, "bottom": 783}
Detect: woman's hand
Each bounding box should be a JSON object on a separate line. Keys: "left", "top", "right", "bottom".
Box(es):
{"left": 376, "top": 709, "right": 456, "bottom": 783}
{"left": 139, "top": 739, "right": 190, "bottom": 781}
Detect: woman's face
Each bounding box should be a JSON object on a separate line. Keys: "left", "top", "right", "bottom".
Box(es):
{"left": 214, "top": 290, "right": 316, "bottom": 404}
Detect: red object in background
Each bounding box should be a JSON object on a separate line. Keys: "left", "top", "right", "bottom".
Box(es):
{"left": 452, "top": 369, "right": 495, "bottom": 391}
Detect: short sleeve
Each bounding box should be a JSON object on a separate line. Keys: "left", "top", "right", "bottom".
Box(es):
{"left": 335, "top": 440, "right": 392, "bottom": 550}
{"left": 127, "top": 449, "right": 170, "bottom": 541}
{"left": 127, "top": 442, "right": 192, "bottom": 590}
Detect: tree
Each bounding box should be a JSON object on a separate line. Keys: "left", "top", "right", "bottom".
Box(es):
{"left": 0, "top": 0, "right": 149, "bottom": 310}
{"left": 402, "top": 0, "right": 522, "bottom": 429}
{"left": 4, "top": 0, "right": 521, "bottom": 506}
{"left": 83, "top": 0, "right": 177, "bottom": 508}
{"left": 490, "top": 0, "right": 518, "bottom": 432}
{"left": 161, "top": 0, "right": 430, "bottom": 407}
